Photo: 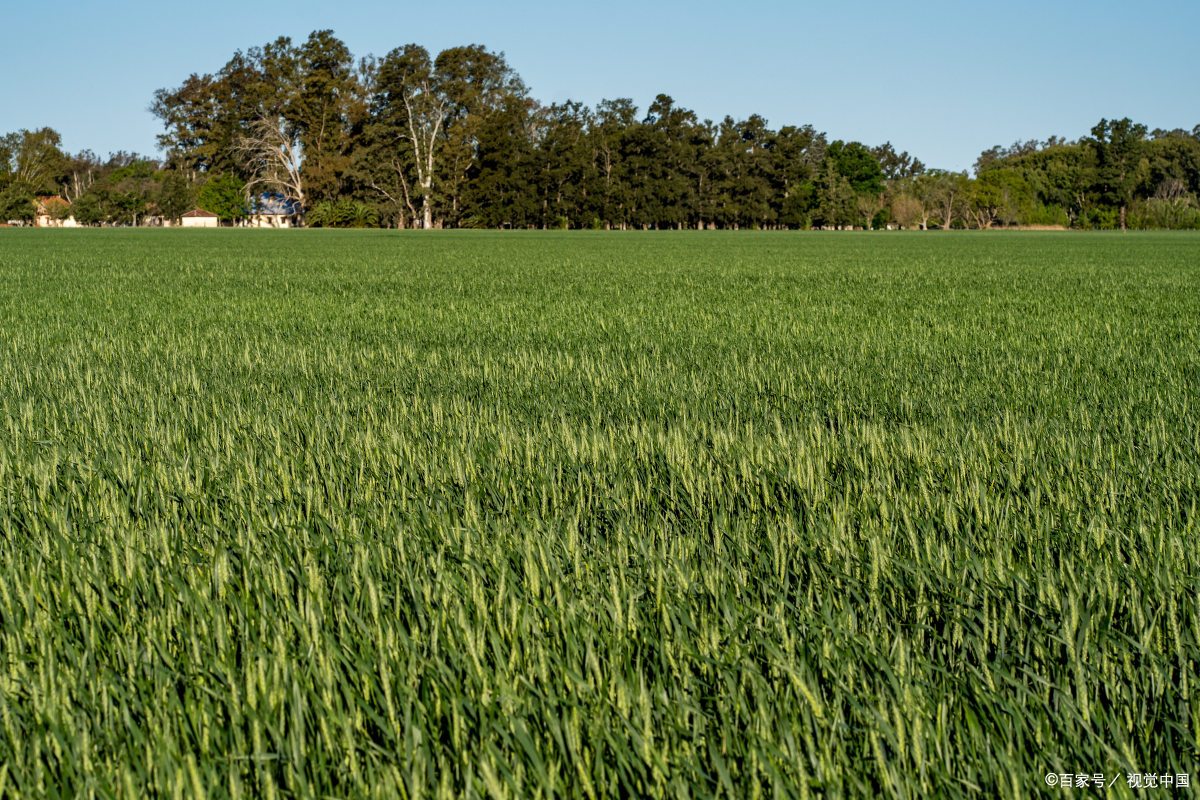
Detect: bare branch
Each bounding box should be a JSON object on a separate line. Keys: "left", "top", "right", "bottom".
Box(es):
{"left": 237, "top": 115, "right": 306, "bottom": 206}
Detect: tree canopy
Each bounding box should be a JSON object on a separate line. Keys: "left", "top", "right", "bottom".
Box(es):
{"left": 5, "top": 31, "right": 1199, "bottom": 230}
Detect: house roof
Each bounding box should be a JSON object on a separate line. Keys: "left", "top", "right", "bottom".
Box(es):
{"left": 182, "top": 208, "right": 219, "bottom": 218}
{"left": 36, "top": 196, "right": 71, "bottom": 210}
{"left": 251, "top": 193, "right": 301, "bottom": 216}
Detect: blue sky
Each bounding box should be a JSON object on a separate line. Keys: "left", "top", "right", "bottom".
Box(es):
{"left": 2, "top": 0, "right": 1197, "bottom": 172}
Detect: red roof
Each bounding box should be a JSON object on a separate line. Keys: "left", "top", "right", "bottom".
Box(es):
{"left": 182, "top": 208, "right": 219, "bottom": 218}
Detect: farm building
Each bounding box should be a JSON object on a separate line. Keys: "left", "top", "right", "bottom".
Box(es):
{"left": 180, "top": 209, "right": 220, "bottom": 228}
{"left": 246, "top": 193, "right": 301, "bottom": 228}
{"left": 34, "top": 196, "right": 78, "bottom": 228}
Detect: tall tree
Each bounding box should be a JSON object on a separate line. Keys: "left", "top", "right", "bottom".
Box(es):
{"left": 918, "top": 170, "right": 969, "bottom": 229}
{"left": 590, "top": 99, "right": 638, "bottom": 228}
{"left": 365, "top": 43, "right": 524, "bottom": 229}
{"left": 711, "top": 115, "right": 775, "bottom": 229}
{"left": 6, "top": 128, "right": 67, "bottom": 193}
{"left": 157, "top": 171, "right": 196, "bottom": 222}
{"left": 434, "top": 45, "right": 527, "bottom": 226}
{"left": 1087, "top": 118, "right": 1148, "bottom": 230}
{"left": 532, "top": 101, "right": 594, "bottom": 228}
{"left": 969, "top": 167, "right": 1032, "bottom": 228}
{"left": 369, "top": 44, "right": 450, "bottom": 229}
{"left": 827, "top": 140, "right": 884, "bottom": 196}
{"left": 872, "top": 142, "right": 924, "bottom": 181}
{"left": 813, "top": 162, "right": 857, "bottom": 228}
{"left": 624, "top": 94, "right": 705, "bottom": 229}
{"left": 462, "top": 95, "right": 538, "bottom": 228}
{"left": 772, "top": 124, "right": 824, "bottom": 228}
{"left": 197, "top": 173, "right": 247, "bottom": 223}
{"left": 293, "top": 31, "right": 360, "bottom": 203}
{"left": 238, "top": 114, "right": 306, "bottom": 208}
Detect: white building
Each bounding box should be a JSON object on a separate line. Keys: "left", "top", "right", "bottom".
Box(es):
{"left": 247, "top": 211, "right": 293, "bottom": 228}
{"left": 246, "top": 193, "right": 301, "bottom": 228}
{"left": 34, "top": 197, "right": 78, "bottom": 228}
{"left": 180, "top": 209, "right": 220, "bottom": 228}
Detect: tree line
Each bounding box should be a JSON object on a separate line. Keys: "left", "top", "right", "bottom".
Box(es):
{"left": 4, "top": 30, "right": 1200, "bottom": 230}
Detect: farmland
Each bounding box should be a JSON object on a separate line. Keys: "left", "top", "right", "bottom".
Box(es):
{"left": 0, "top": 230, "right": 1197, "bottom": 797}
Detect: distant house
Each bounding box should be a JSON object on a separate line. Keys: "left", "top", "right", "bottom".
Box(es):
{"left": 180, "top": 209, "right": 220, "bottom": 228}
{"left": 246, "top": 193, "right": 301, "bottom": 228}
{"left": 34, "top": 196, "right": 78, "bottom": 228}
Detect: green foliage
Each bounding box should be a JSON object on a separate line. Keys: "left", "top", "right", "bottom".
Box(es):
{"left": 1022, "top": 203, "right": 1071, "bottom": 227}
{"left": 141, "top": 32, "right": 1200, "bottom": 231}
{"left": 0, "top": 134, "right": 14, "bottom": 179}
{"left": 970, "top": 167, "right": 1034, "bottom": 227}
{"left": 1088, "top": 118, "right": 1149, "bottom": 228}
{"left": 3, "top": 30, "right": 1197, "bottom": 232}
{"left": 70, "top": 192, "right": 104, "bottom": 226}
{"left": 1128, "top": 198, "right": 1200, "bottom": 229}
{"left": 4, "top": 128, "right": 67, "bottom": 194}
{"left": 814, "top": 162, "right": 858, "bottom": 228}
{"left": 0, "top": 128, "right": 69, "bottom": 224}
{"left": 1, "top": 231, "right": 1197, "bottom": 796}
{"left": 294, "top": 30, "right": 359, "bottom": 203}
{"left": 459, "top": 95, "right": 540, "bottom": 228}
{"left": 197, "top": 173, "right": 247, "bottom": 222}
{"left": 0, "top": 183, "right": 34, "bottom": 222}
{"left": 1080, "top": 206, "right": 1121, "bottom": 230}
{"left": 305, "top": 199, "right": 380, "bottom": 228}
{"left": 826, "top": 140, "right": 885, "bottom": 196}
{"left": 156, "top": 171, "right": 196, "bottom": 222}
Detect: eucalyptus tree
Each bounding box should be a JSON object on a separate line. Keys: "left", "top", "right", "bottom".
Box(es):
{"left": 916, "top": 170, "right": 970, "bottom": 229}
{"left": 151, "top": 73, "right": 222, "bottom": 175}
{"left": 871, "top": 142, "right": 924, "bottom": 180}
{"left": 152, "top": 38, "right": 298, "bottom": 179}
{"left": 235, "top": 32, "right": 364, "bottom": 211}
{"left": 154, "top": 33, "right": 359, "bottom": 212}
{"left": 434, "top": 45, "right": 527, "bottom": 226}
{"left": 367, "top": 43, "right": 523, "bottom": 229}
{"left": 366, "top": 45, "right": 446, "bottom": 229}
{"left": 237, "top": 114, "right": 306, "bottom": 209}
{"left": 3, "top": 128, "right": 67, "bottom": 193}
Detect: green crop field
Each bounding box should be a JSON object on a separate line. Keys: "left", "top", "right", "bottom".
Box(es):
{"left": 0, "top": 230, "right": 1197, "bottom": 798}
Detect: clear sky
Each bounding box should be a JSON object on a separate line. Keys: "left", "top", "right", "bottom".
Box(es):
{"left": 2, "top": 0, "right": 1197, "bottom": 172}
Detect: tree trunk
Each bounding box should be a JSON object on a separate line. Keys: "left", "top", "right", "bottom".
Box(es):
{"left": 1119, "top": 204, "right": 1127, "bottom": 231}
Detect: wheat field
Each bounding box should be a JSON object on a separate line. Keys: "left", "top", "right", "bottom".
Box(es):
{"left": 0, "top": 230, "right": 1197, "bottom": 798}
